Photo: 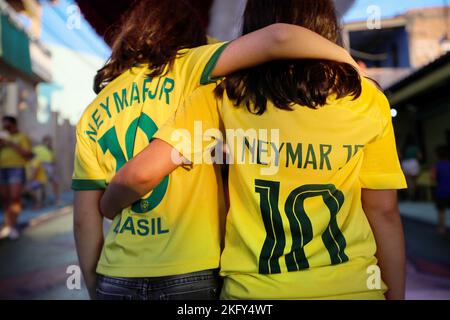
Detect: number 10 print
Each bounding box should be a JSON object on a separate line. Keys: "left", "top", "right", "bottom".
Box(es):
{"left": 255, "top": 180, "right": 349, "bottom": 274}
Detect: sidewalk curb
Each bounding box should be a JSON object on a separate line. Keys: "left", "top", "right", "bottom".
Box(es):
{"left": 25, "top": 205, "right": 73, "bottom": 229}
{"left": 410, "top": 258, "right": 450, "bottom": 279}
{"left": 402, "top": 215, "right": 450, "bottom": 279}
{"left": 401, "top": 214, "right": 449, "bottom": 233}
{"left": 400, "top": 212, "right": 437, "bottom": 228}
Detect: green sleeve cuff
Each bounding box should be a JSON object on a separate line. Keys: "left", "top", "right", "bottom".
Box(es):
{"left": 200, "top": 42, "right": 231, "bottom": 85}
{"left": 71, "top": 179, "right": 107, "bottom": 191}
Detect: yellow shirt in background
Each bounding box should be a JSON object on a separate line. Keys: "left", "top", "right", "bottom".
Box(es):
{"left": 0, "top": 132, "right": 32, "bottom": 169}
{"left": 156, "top": 78, "right": 407, "bottom": 300}
{"left": 72, "top": 42, "right": 228, "bottom": 277}
{"left": 33, "top": 145, "right": 55, "bottom": 164}
{"left": 27, "top": 158, "right": 48, "bottom": 185}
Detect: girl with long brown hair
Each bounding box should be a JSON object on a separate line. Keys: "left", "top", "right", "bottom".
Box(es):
{"left": 77, "top": 0, "right": 365, "bottom": 300}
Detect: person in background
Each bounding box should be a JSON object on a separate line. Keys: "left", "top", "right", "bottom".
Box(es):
{"left": 25, "top": 154, "right": 48, "bottom": 209}
{"left": 431, "top": 146, "right": 450, "bottom": 235}
{"left": 0, "top": 116, "right": 33, "bottom": 240}
{"left": 401, "top": 135, "right": 423, "bottom": 201}
{"left": 33, "top": 136, "right": 61, "bottom": 205}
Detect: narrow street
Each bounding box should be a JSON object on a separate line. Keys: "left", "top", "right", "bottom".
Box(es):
{"left": 0, "top": 208, "right": 88, "bottom": 299}
{"left": 0, "top": 202, "right": 449, "bottom": 300}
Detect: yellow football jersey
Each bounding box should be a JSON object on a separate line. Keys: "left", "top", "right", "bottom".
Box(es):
{"left": 72, "top": 42, "right": 228, "bottom": 277}
{"left": 0, "top": 133, "right": 32, "bottom": 169}
{"left": 33, "top": 145, "right": 55, "bottom": 164}
{"left": 155, "top": 78, "right": 407, "bottom": 299}
{"left": 27, "top": 158, "right": 48, "bottom": 184}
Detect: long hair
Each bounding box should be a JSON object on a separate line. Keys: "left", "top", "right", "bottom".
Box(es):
{"left": 94, "top": 0, "right": 207, "bottom": 94}
{"left": 215, "top": 0, "right": 362, "bottom": 115}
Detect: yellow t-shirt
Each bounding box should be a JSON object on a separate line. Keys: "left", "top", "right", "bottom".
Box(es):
{"left": 33, "top": 145, "right": 54, "bottom": 164}
{"left": 72, "top": 42, "right": 228, "bottom": 277}
{"left": 0, "top": 132, "right": 32, "bottom": 169}
{"left": 155, "top": 78, "right": 407, "bottom": 299}
{"left": 27, "top": 158, "right": 48, "bottom": 184}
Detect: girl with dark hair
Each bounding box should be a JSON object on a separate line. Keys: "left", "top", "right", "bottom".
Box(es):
{"left": 73, "top": 0, "right": 360, "bottom": 300}
{"left": 102, "top": 0, "right": 407, "bottom": 300}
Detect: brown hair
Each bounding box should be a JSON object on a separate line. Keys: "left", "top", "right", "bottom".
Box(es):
{"left": 215, "top": 0, "right": 362, "bottom": 115}
{"left": 94, "top": 0, "right": 207, "bottom": 94}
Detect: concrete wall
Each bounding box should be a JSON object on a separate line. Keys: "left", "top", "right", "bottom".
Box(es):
{"left": 53, "top": 116, "right": 75, "bottom": 192}
{"left": 208, "top": 0, "right": 246, "bottom": 40}
{"left": 0, "top": 83, "right": 19, "bottom": 117}
{"left": 407, "top": 7, "right": 450, "bottom": 68}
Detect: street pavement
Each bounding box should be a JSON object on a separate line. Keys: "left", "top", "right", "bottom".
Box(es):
{"left": 0, "top": 199, "right": 449, "bottom": 300}
{"left": 0, "top": 208, "right": 89, "bottom": 299}
{"left": 400, "top": 202, "right": 450, "bottom": 279}
{"left": 400, "top": 202, "right": 450, "bottom": 226}
{"left": 0, "top": 192, "right": 74, "bottom": 228}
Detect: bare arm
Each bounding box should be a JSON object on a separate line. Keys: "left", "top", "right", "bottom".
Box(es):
{"left": 211, "top": 23, "right": 359, "bottom": 78}
{"left": 362, "top": 189, "right": 406, "bottom": 300}
{"left": 74, "top": 190, "right": 104, "bottom": 299}
{"left": 100, "top": 139, "right": 183, "bottom": 219}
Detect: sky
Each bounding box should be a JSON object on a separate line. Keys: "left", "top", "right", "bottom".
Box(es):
{"left": 40, "top": 0, "right": 110, "bottom": 59}
{"left": 35, "top": 0, "right": 111, "bottom": 124}
{"left": 343, "top": 0, "right": 449, "bottom": 22}
{"left": 16, "top": 0, "right": 110, "bottom": 58}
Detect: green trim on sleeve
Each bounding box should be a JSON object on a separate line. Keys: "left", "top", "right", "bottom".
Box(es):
{"left": 200, "top": 42, "right": 231, "bottom": 85}
{"left": 71, "top": 179, "right": 107, "bottom": 191}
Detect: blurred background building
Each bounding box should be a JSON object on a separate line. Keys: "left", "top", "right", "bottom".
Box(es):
{"left": 345, "top": 5, "right": 450, "bottom": 176}
{"left": 0, "top": 0, "right": 109, "bottom": 191}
